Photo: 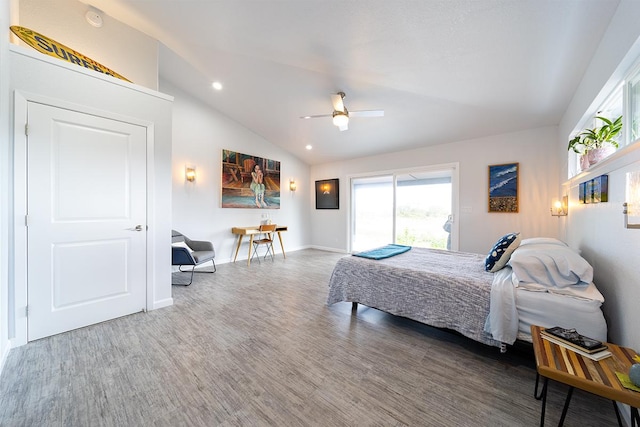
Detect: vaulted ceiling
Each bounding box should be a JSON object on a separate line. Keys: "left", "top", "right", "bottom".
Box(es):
{"left": 82, "top": 0, "right": 620, "bottom": 165}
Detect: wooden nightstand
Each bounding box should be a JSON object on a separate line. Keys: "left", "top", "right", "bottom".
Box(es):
{"left": 531, "top": 325, "right": 640, "bottom": 427}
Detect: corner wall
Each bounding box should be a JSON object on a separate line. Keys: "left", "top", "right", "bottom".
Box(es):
{"left": 311, "top": 126, "right": 560, "bottom": 255}
{"left": 162, "top": 80, "right": 311, "bottom": 262}
{"left": 10, "top": 47, "right": 174, "bottom": 344}
{"left": 558, "top": 0, "right": 640, "bottom": 350}
{"left": 15, "top": 0, "right": 159, "bottom": 89}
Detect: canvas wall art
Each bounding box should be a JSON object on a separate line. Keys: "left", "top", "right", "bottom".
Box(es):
{"left": 488, "top": 163, "right": 519, "bottom": 213}
{"left": 578, "top": 174, "right": 608, "bottom": 204}
{"left": 221, "top": 149, "right": 280, "bottom": 209}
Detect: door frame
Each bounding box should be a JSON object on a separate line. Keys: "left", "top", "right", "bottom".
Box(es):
{"left": 12, "top": 90, "right": 157, "bottom": 346}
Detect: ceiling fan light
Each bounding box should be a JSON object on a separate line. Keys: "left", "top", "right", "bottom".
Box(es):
{"left": 332, "top": 112, "right": 349, "bottom": 128}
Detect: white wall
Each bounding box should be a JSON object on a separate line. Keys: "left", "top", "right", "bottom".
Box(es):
{"left": 15, "top": 0, "right": 158, "bottom": 89}
{"left": 162, "top": 80, "right": 311, "bottom": 263}
{"left": 558, "top": 0, "right": 640, "bottom": 350}
{"left": 0, "top": 0, "right": 12, "bottom": 370}
{"left": 10, "top": 46, "right": 174, "bottom": 343}
{"left": 311, "top": 126, "right": 561, "bottom": 255}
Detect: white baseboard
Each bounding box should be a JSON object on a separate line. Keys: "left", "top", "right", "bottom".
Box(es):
{"left": 152, "top": 297, "right": 173, "bottom": 310}
{"left": 307, "top": 245, "right": 349, "bottom": 254}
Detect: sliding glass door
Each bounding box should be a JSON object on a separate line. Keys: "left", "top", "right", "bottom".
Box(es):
{"left": 351, "top": 167, "right": 455, "bottom": 252}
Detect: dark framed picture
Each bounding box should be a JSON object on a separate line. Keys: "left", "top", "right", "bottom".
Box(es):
{"left": 315, "top": 179, "right": 339, "bottom": 209}
{"left": 488, "top": 163, "right": 519, "bottom": 213}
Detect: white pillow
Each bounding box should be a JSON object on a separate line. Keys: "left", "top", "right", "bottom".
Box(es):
{"left": 508, "top": 243, "right": 593, "bottom": 287}
{"left": 520, "top": 237, "right": 567, "bottom": 247}
{"left": 171, "top": 241, "right": 193, "bottom": 253}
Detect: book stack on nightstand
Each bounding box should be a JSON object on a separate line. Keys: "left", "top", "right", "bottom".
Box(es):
{"left": 540, "top": 326, "right": 611, "bottom": 360}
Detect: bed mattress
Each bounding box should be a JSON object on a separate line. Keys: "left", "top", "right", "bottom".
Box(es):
{"left": 515, "top": 284, "right": 607, "bottom": 342}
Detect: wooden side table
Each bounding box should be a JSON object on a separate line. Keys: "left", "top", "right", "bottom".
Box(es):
{"left": 531, "top": 325, "right": 640, "bottom": 426}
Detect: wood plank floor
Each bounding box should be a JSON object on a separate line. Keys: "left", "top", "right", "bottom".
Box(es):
{"left": 0, "top": 249, "right": 619, "bottom": 426}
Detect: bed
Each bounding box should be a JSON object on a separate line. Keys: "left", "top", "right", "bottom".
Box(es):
{"left": 327, "top": 236, "right": 607, "bottom": 350}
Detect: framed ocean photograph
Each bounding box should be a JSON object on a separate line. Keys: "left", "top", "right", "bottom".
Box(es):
{"left": 488, "top": 163, "right": 519, "bottom": 213}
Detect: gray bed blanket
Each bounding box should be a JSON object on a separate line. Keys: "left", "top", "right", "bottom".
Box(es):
{"left": 327, "top": 247, "right": 502, "bottom": 348}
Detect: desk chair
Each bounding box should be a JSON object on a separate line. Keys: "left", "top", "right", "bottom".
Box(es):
{"left": 251, "top": 223, "right": 277, "bottom": 263}
{"left": 171, "top": 230, "right": 216, "bottom": 285}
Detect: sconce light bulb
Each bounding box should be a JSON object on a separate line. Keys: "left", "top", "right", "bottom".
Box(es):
{"left": 185, "top": 167, "right": 196, "bottom": 182}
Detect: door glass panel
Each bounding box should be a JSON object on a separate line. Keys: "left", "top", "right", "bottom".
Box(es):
{"left": 396, "top": 172, "right": 452, "bottom": 249}
{"left": 352, "top": 176, "right": 393, "bottom": 252}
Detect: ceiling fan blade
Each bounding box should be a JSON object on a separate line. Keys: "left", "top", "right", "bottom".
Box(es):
{"left": 300, "top": 114, "right": 332, "bottom": 119}
{"left": 331, "top": 93, "right": 345, "bottom": 112}
{"left": 349, "top": 110, "right": 384, "bottom": 118}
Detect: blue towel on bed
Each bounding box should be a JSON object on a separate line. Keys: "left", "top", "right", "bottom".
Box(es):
{"left": 353, "top": 244, "right": 412, "bottom": 260}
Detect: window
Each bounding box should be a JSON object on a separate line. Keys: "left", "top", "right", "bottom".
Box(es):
{"left": 628, "top": 70, "right": 640, "bottom": 144}
{"left": 569, "top": 84, "right": 624, "bottom": 177}
{"left": 567, "top": 56, "right": 640, "bottom": 177}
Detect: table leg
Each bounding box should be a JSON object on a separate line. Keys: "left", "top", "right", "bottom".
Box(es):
{"left": 538, "top": 376, "right": 548, "bottom": 427}
{"left": 247, "top": 235, "right": 254, "bottom": 266}
{"left": 613, "top": 401, "right": 623, "bottom": 427}
{"left": 557, "top": 386, "right": 574, "bottom": 427}
{"left": 233, "top": 235, "right": 244, "bottom": 263}
{"left": 277, "top": 231, "right": 286, "bottom": 259}
{"left": 534, "top": 373, "right": 544, "bottom": 400}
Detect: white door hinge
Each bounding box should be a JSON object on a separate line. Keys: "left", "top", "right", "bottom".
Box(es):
{"left": 25, "top": 305, "right": 28, "bottom": 316}
{"left": 25, "top": 123, "right": 28, "bottom": 136}
{"left": 25, "top": 215, "right": 29, "bottom": 227}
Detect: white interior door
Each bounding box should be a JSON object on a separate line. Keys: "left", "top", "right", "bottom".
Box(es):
{"left": 27, "top": 102, "right": 147, "bottom": 341}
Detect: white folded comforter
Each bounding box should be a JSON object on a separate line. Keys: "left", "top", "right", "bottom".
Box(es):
{"left": 485, "top": 267, "right": 518, "bottom": 344}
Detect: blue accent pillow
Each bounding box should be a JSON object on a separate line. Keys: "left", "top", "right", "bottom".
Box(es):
{"left": 485, "top": 232, "right": 521, "bottom": 272}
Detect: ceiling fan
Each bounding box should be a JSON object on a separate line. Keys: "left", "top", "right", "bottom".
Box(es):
{"left": 301, "top": 92, "right": 384, "bottom": 131}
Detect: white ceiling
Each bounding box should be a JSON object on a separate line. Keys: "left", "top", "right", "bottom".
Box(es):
{"left": 83, "top": 0, "right": 620, "bottom": 165}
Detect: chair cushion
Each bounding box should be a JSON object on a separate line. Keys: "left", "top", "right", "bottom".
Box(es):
{"left": 192, "top": 250, "right": 215, "bottom": 264}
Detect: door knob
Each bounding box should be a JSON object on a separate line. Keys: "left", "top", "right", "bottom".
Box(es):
{"left": 134, "top": 225, "right": 143, "bottom": 231}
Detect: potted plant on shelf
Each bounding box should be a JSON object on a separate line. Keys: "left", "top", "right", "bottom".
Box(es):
{"left": 568, "top": 115, "right": 622, "bottom": 170}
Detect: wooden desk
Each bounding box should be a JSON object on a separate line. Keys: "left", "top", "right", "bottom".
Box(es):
{"left": 231, "top": 225, "right": 288, "bottom": 266}
{"left": 531, "top": 325, "right": 640, "bottom": 427}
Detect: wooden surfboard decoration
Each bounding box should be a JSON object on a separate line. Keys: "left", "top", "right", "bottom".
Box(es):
{"left": 10, "top": 25, "right": 132, "bottom": 83}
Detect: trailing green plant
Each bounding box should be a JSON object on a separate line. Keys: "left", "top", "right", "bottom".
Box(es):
{"left": 567, "top": 115, "right": 622, "bottom": 154}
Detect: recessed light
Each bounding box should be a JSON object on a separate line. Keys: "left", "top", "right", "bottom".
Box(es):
{"left": 305, "top": 145, "right": 312, "bottom": 150}
{"left": 303, "top": 116, "right": 311, "bottom": 119}
{"left": 212, "top": 81, "right": 223, "bottom": 91}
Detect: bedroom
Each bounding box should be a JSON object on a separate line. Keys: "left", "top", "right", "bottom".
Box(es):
{"left": 1, "top": 0, "right": 640, "bottom": 424}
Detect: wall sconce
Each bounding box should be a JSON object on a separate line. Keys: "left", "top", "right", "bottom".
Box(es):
{"left": 624, "top": 171, "right": 640, "bottom": 229}
{"left": 550, "top": 195, "right": 568, "bottom": 216}
{"left": 185, "top": 166, "right": 196, "bottom": 183}
{"left": 289, "top": 179, "right": 297, "bottom": 192}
